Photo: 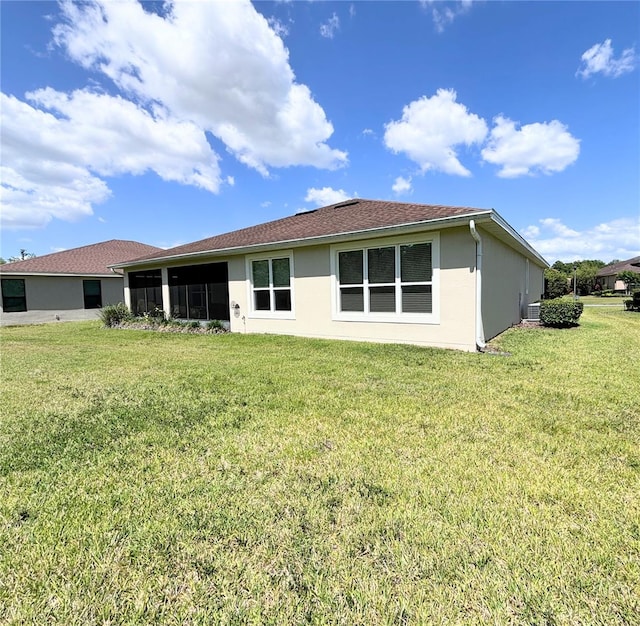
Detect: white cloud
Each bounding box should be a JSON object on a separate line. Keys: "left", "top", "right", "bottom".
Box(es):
{"left": 481, "top": 116, "right": 580, "bottom": 178}
{"left": 305, "top": 187, "right": 350, "bottom": 207}
{"left": 577, "top": 39, "right": 637, "bottom": 79}
{"left": 52, "top": 0, "right": 347, "bottom": 175}
{"left": 2, "top": 0, "right": 348, "bottom": 231}
{"left": 522, "top": 217, "right": 640, "bottom": 263}
{"left": 384, "top": 89, "right": 487, "bottom": 176}
{"left": 421, "top": 0, "right": 473, "bottom": 33}
{"left": 1, "top": 89, "right": 220, "bottom": 229}
{"left": 392, "top": 176, "right": 413, "bottom": 195}
{"left": 320, "top": 13, "right": 340, "bottom": 39}
{"left": 268, "top": 16, "right": 290, "bottom": 38}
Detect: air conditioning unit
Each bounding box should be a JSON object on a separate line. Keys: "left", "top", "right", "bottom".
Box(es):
{"left": 527, "top": 302, "right": 541, "bottom": 321}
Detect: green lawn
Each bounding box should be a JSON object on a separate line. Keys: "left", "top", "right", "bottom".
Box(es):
{"left": 562, "top": 294, "right": 628, "bottom": 307}
{"left": 1, "top": 309, "right": 639, "bottom": 625}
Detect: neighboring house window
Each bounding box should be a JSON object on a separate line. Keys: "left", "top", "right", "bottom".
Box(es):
{"left": 247, "top": 253, "right": 294, "bottom": 317}
{"left": 129, "top": 270, "right": 162, "bottom": 316}
{"left": 333, "top": 236, "right": 439, "bottom": 323}
{"left": 83, "top": 280, "right": 102, "bottom": 309}
{"left": 168, "top": 262, "right": 230, "bottom": 321}
{"left": 1, "top": 278, "right": 27, "bottom": 312}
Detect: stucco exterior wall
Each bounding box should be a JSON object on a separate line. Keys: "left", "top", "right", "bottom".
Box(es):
{"left": 0, "top": 275, "right": 124, "bottom": 322}
{"left": 480, "top": 230, "right": 545, "bottom": 340}
{"left": 226, "top": 228, "right": 478, "bottom": 351}
{"left": 121, "top": 225, "right": 545, "bottom": 351}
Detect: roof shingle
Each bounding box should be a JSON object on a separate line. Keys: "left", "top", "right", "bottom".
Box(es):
{"left": 0, "top": 240, "right": 162, "bottom": 275}
{"left": 596, "top": 256, "right": 640, "bottom": 277}
{"left": 124, "top": 199, "right": 488, "bottom": 265}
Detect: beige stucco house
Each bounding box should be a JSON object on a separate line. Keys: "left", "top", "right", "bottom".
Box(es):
{"left": 113, "top": 200, "right": 548, "bottom": 352}
{"left": 0, "top": 240, "right": 161, "bottom": 325}
{"left": 596, "top": 256, "right": 640, "bottom": 292}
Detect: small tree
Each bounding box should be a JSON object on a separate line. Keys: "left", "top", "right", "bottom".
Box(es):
{"left": 544, "top": 268, "right": 569, "bottom": 299}
{"left": 616, "top": 270, "right": 640, "bottom": 294}
{"left": 8, "top": 249, "right": 36, "bottom": 262}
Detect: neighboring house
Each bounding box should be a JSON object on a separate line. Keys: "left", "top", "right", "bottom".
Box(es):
{"left": 0, "top": 240, "right": 161, "bottom": 324}
{"left": 114, "top": 199, "right": 547, "bottom": 352}
{"left": 596, "top": 256, "right": 640, "bottom": 292}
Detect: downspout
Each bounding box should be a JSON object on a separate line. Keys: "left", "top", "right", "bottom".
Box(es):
{"left": 469, "top": 220, "right": 486, "bottom": 351}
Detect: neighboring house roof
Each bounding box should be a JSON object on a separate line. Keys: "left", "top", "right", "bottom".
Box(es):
{"left": 0, "top": 240, "right": 162, "bottom": 277}
{"left": 596, "top": 256, "right": 640, "bottom": 277}
{"left": 114, "top": 199, "right": 548, "bottom": 268}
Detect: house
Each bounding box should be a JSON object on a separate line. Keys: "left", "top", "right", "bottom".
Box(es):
{"left": 0, "top": 240, "right": 161, "bottom": 325}
{"left": 113, "top": 199, "right": 548, "bottom": 352}
{"left": 596, "top": 256, "right": 640, "bottom": 292}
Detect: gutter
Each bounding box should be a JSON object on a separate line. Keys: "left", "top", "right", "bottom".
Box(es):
{"left": 469, "top": 220, "right": 486, "bottom": 351}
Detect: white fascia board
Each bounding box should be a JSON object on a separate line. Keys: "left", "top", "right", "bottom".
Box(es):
{"left": 476, "top": 211, "right": 549, "bottom": 268}
{"left": 111, "top": 211, "right": 493, "bottom": 270}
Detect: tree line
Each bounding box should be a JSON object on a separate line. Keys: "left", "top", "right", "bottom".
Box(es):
{"left": 544, "top": 259, "right": 640, "bottom": 299}
{"left": 0, "top": 249, "right": 36, "bottom": 264}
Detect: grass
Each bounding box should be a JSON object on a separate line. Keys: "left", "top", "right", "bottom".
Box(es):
{"left": 1, "top": 308, "right": 639, "bottom": 625}
{"left": 562, "top": 294, "right": 628, "bottom": 307}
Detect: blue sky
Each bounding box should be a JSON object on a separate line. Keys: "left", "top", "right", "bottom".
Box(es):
{"left": 1, "top": 0, "right": 638, "bottom": 264}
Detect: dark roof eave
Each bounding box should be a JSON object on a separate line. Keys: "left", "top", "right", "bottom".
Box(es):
{"left": 0, "top": 270, "right": 123, "bottom": 277}
{"left": 111, "top": 211, "right": 495, "bottom": 270}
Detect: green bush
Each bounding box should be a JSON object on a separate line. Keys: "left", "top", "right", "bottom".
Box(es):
{"left": 99, "top": 303, "right": 131, "bottom": 327}
{"left": 544, "top": 269, "right": 569, "bottom": 299}
{"left": 206, "top": 319, "right": 226, "bottom": 331}
{"left": 540, "top": 299, "right": 584, "bottom": 328}
{"left": 626, "top": 290, "right": 640, "bottom": 312}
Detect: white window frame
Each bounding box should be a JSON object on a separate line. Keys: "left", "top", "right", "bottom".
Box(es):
{"left": 246, "top": 251, "right": 295, "bottom": 319}
{"left": 330, "top": 233, "right": 440, "bottom": 324}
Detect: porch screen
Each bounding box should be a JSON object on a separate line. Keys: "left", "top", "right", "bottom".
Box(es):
{"left": 168, "top": 263, "right": 229, "bottom": 321}
{"left": 129, "top": 270, "right": 162, "bottom": 316}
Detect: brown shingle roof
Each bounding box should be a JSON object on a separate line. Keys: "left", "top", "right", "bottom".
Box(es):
{"left": 0, "top": 240, "right": 162, "bottom": 275}
{"left": 596, "top": 256, "right": 640, "bottom": 277}
{"left": 125, "top": 199, "right": 488, "bottom": 265}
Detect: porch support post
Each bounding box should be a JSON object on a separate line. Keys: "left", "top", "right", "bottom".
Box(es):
{"left": 161, "top": 267, "right": 171, "bottom": 319}
{"left": 123, "top": 272, "right": 131, "bottom": 311}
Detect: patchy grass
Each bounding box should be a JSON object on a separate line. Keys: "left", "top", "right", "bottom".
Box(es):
{"left": 1, "top": 308, "right": 639, "bottom": 625}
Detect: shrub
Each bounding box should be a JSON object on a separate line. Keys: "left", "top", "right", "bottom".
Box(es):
{"left": 544, "top": 269, "right": 569, "bottom": 299}
{"left": 99, "top": 303, "right": 131, "bottom": 327}
{"left": 206, "top": 319, "right": 226, "bottom": 331}
{"left": 626, "top": 290, "right": 640, "bottom": 312}
{"left": 540, "top": 299, "right": 584, "bottom": 328}
{"left": 143, "top": 306, "right": 166, "bottom": 323}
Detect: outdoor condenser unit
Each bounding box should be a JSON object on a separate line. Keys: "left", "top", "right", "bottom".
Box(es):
{"left": 527, "top": 302, "right": 541, "bottom": 321}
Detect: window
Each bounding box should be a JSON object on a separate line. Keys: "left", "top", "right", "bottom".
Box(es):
{"left": 129, "top": 270, "right": 162, "bottom": 316}
{"left": 1, "top": 278, "right": 27, "bottom": 312}
{"left": 334, "top": 237, "right": 437, "bottom": 322}
{"left": 168, "top": 263, "right": 229, "bottom": 321}
{"left": 248, "top": 254, "right": 293, "bottom": 316}
{"left": 83, "top": 280, "right": 102, "bottom": 309}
